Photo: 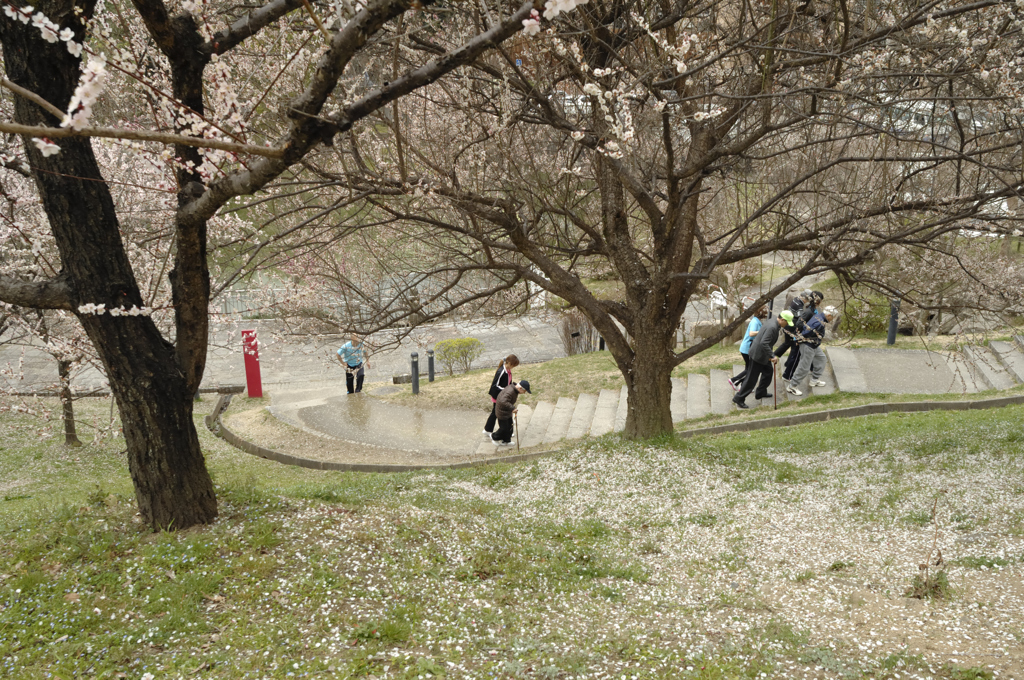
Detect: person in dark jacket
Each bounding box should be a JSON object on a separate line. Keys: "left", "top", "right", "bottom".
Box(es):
{"left": 492, "top": 380, "right": 531, "bottom": 446}
{"left": 732, "top": 310, "right": 793, "bottom": 409}
{"left": 779, "top": 290, "right": 824, "bottom": 380}
{"left": 786, "top": 306, "right": 835, "bottom": 395}
{"left": 483, "top": 354, "right": 519, "bottom": 437}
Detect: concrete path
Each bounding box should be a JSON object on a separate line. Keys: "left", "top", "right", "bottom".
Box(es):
{"left": 256, "top": 335, "right": 1024, "bottom": 462}
{"left": 6, "top": 277, "right": 1024, "bottom": 464}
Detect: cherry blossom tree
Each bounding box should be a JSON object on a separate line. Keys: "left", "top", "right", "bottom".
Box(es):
{"left": 0, "top": 0, "right": 544, "bottom": 529}
{"left": 292, "top": 0, "right": 1024, "bottom": 438}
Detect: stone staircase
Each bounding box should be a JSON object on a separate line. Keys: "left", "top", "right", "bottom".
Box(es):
{"left": 474, "top": 362, "right": 837, "bottom": 454}
{"left": 476, "top": 336, "right": 1024, "bottom": 454}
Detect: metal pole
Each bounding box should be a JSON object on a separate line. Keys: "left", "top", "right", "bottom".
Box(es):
{"left": 427, "top": 349, "right": 435, "bottom": 382}
{"left": 411, "top": 352, "right": 419, "bottom": 394}
{"left": 887, "top": 298, "right": 901, "bottom": 345}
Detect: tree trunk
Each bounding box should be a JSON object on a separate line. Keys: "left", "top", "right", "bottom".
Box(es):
{"left": 1, "top": 1, "right": 217, "bottom": 530}
{"left": 620, "top": 319, "right": 676, "bottom": 439}
{"left": 57, "top": 360, "right": 82, "bottom": 447}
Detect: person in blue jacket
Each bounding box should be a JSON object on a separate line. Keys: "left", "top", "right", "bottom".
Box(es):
{"left": 785, "top": 306, "right": 835, "bottom": 395}
{"left": 336, "top": 334, "right": 370, "bottom": 394}
{"left": 729, "top": 305, "right": 768, "bottom": 390}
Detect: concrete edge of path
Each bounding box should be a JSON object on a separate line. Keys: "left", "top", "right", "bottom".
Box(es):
{"left": 205, "top": 392, "right": 1024, "bottom": 474}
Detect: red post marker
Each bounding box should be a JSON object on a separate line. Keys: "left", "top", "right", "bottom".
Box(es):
{"left": 242, "top": 329, "right": 263, "bottom": 398}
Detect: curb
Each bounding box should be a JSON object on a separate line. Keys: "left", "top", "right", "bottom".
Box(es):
{"left": 206, "top": 393, "right": 1024, "bottom": 474}
{"left": 7, "top": 384, "right": 245, "bottom": 399}
{"left": 675, "top": 393, "right": 1024, "bottom": 440}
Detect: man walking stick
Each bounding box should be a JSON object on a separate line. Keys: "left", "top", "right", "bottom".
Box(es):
{"left": 514, "top": 411, "right": 520, "bottom": 453}
{"left": 773, "top": 359, "right": 778, "bottom": 410}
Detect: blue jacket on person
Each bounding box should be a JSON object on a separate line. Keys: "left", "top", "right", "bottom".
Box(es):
{"left": 800, "top": 311, "right": 827, "bottom": 348}
{"left": 739, "top": 317, "right": 762, "bottom": 355}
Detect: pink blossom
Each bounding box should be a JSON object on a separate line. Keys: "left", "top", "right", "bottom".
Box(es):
{"left": 33, "top": 138, "right": 60, "bottom": 157}
{"left": 522, "top": 12, "right": 541, "bottom": 37}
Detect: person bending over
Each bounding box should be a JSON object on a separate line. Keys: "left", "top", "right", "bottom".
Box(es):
{"left": 492, "top": 380, "right": 531, "bottom": 447}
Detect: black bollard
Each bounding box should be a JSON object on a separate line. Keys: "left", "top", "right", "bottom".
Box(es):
{"left": 427, "top": 349, "right": 435, "bottom": 382}
{"left": 411, "top": 352, "right": 419, "bottom": 395}
{"left": 887, "top": 298, "right": 901, "bottom": 345}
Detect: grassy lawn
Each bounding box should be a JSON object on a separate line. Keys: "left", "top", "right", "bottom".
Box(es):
{"left": 376, "top": 351, "right": 626, "bottom": 412}
{"left": 2, "top": 395, "right": 1024, "bottom": 678}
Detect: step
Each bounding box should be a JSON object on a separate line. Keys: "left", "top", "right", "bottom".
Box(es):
{"left": 686, "top": 373, "right": 711, "bottom": 420}
{"left": 709, "top": 368, "right": 734, "bottom": 415}
{"left": 730, "top": 362, "right": 764, "bottom": 410}
{"left": 589, "top": 389, "right": 620, "bottom": 437}
{"left": 965, "top": 345, "right": 1017, "bottom": 390}
{"left": 940, "top": 352, "right": 984, "bottom": 393}
{"left": 1014, "top": 335, "right": 1024, "bottom": 352}
{"left": 614, "top": 385, "right": 628, "bottom": 432}
{"left": 780, "top": 348, "right": 817, "bottom": 401}
{"left": 521, "top": 400, "right": 554, "bottom": 449}
{"left": 473, "top": 403, "right": 534, "bottom": 455}
{"left": 812, "top": 353, "right": 837, "bottom": 395}
{"left": 825, "top": 347, "right": 868, "bottom": 393}
{"left": 543, "top": 397, "right": 576, "bottom": 444}
{"left": 731, "top": 363, "right": 756, "bottom": 409}
{"left": 670, "top": 377, "right": 687, "bottom": 422}
{"left": 565, "top": 393, "right": 598, "bottom": 440}
{"left": 515, "top": 403, "right": 534, "bottom": 434}
{"left": 989, "top": 341, "right": 1024, "bottom": 383}
{"left": 758, "top": 362, "right": 781, "bottom": 407}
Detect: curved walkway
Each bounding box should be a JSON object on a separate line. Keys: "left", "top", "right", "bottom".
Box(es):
{"left": 207, "top": 389, "right": 1024, "bottom": 473}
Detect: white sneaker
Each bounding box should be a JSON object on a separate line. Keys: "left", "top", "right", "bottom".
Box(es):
{"left": 785, "top": 385, "right": 802, "bottom": 396}
{"left": 495, "top": 441, "right": 514, "bottom": 447}
{"left": 483, "top": 430, "right": 492, "bottom": 438}
{"left": 810, "top": 380, "right": 827, "bottom": 387}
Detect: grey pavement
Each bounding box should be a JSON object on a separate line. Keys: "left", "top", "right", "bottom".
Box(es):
{"left": 267, "top": 380, "right": 486, "bottom": 461}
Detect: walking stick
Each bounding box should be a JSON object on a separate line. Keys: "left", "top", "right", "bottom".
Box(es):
{"left": 773, "top": 359, "right": 778, "bottom": 410}
{"left": 514, "top": 411, "right": 520, "bottom": 453}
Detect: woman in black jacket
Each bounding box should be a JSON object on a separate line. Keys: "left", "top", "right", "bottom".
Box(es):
{"left": 484, "top": 354, "right": 519, "bottom": 437}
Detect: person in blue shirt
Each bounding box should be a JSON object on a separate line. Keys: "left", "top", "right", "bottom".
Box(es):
{"left": 728, "top": 305, "right": 768, "bottom": 391}
{"left": 336, "top": 334, "right": 370, "bottom": 394}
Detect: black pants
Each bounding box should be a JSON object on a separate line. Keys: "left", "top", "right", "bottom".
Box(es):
{"left": 731, "top": 353, "right": 751, "bottom": 384}
{"left": 782, "top": 344, "right": 802, "bottom": 381}
{"left": 345, "top": 363, "right": 364, "bottom": 393}
{"left": 492, "top": 417, "right": 513, "bottom": 443}
{"left": 484, "top": 403, "right": 498, "bottom": 433}
{"left": 734, "top": 360, "right": 773, "bottom": 403}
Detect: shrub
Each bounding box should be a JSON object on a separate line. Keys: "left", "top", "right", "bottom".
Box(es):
{"left": 434, "top": 337, "right": 484, "bottom": 375}
{"left": 840, "top": 294, "right": 890, "bottom": 335}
